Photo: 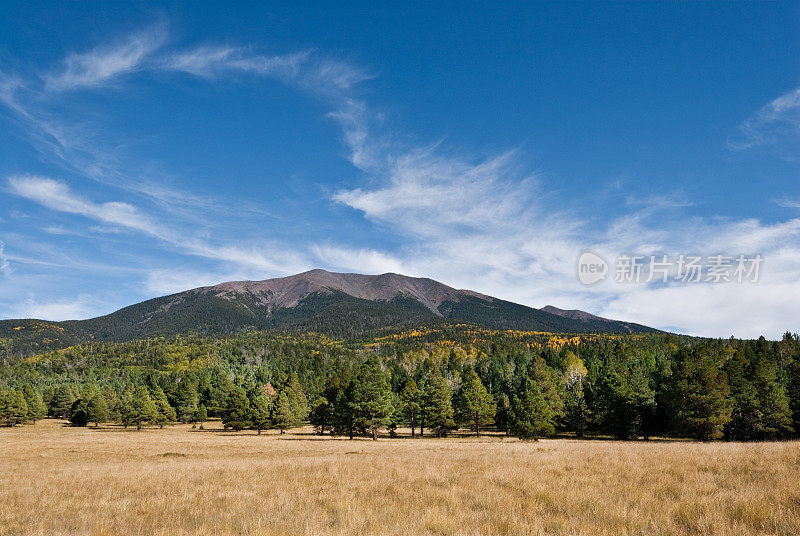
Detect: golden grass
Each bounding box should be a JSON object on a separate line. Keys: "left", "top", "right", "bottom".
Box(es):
{"left": 1, "top": 420, "right": 799, "bottom": 536}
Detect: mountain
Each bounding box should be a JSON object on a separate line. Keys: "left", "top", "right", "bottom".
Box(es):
{"left": 0, "top": 269, "right": 658, "bottom": 355}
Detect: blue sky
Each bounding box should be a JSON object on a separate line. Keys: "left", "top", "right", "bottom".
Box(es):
{"left": 1, "top": 2, "right": 798, "bottom": 338}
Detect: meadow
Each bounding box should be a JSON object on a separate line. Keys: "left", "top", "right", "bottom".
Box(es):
{"left": 1, "top": 420, "right": 799, "bottom": 536}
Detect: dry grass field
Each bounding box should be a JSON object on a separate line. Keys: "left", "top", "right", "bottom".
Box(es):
{"left": 1, "top": 420, "right": 799, "bottom": 536}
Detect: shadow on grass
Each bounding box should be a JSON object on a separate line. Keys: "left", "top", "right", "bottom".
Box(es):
{"left": 73, "top": 421, "right": 686, "bottom": 442}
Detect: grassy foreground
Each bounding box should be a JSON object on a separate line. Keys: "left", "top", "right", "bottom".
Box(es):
{"left": 1, "top": 420, "right": 799, "bottom": 536}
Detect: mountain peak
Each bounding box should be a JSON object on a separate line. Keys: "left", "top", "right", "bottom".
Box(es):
{"left": 205, "top": 269, "right": 490, "bottom": 315}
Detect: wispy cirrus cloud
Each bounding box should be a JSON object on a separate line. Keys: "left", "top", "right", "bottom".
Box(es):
{"left": 0, "top": 28, "right": 374, "bottom": 222}
{"left": 329, "top": 132, "right": 800, "bottom": 338}
{"left": 43, "top": 24, "right": 168, "bottom": 91}
{"left": 6, "top": 174, "right": 312, "bottom": 278}
{"left": 776, "top": 197, "right": 800, "bottom": 209}
{"left": 8, "top": 175, "right": 164, "bottom": 237}
{"left": 729, "top": 87, "right": 800, "bottom": 151}
{"left": 334, "top": 147, "right": 543, "bottom": 238}
{"left": 162, "top": 45, "right": 309, "bottom": 80}
{"left": 0, "top": 242, "right": 12, "bottom": 278}
{"left": 160, "top": 44, "right": 377, "bottom": 171}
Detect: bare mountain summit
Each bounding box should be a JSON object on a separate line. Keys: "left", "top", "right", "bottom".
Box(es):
{"left": 209, "top": 269, "right": 492, "bottom": 315}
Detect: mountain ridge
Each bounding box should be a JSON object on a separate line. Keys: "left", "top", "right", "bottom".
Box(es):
{"left": 0, "top": 269, "right": 658, "bottom": 355}
{"left": 541, "top": 305, "right": 617, "bottom": 323}
{"left": 204, "top": 269, "right": 493, "bottom": 315}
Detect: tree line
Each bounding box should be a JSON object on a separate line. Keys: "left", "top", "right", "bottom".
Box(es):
{"left": 1, "top": 329, "right": 798, "bottom": 442}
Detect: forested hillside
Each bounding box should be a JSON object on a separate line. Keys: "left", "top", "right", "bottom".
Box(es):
{"left": 1, "top": 325, "right": 797, "bottom": 442}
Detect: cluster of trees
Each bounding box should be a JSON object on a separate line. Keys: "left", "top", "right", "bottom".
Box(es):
{"left": 306, "top": 355, "right": 560, "bottom": 440}
{"left": 1, "top": 329, "right": 798, "bottom": 442}
{"left": 220, "top": 373, "right": 307, "bottom": 433}
{"left": 0, "top": 382, "right": 188, "bottom": 430}
{"left": 0, "top": 384, "right": 45, "bottom": 426}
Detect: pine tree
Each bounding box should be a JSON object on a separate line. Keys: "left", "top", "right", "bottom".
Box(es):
{"left": 127, "top": 386, "right": 157, "bottom": 430}
{"left": 152, "top": 388, "right": 176, "bottom": 429}
{"left": 49, "top": 385, "right": 74, "bottom": 419}
{"left": 271, "top": 390, "right": 294, "bottom": 434}
{"left": 80, "top": 383, "right": 100, "bottom": 406}
{"left": 250, "top": 391, "right": 272, "bottom": 434}
{"left": 422, "top": 370, "right": 455, "bottom": 438}
{"left": 628, "top": 358, "right": 657, "bottom": 440}
{"left": 309, "top": 396, "right": 333, "bottom": 435}
{"left": 221, "top": 386, "right": 251, "bottom": 431}
{"left": 529, "top": 355, "right": 565, "bottom": 421}
{"left": 118, "top": 388, "right": 135, "bottom": 428}
{"left": 494, "top": 392, "right": 512, "bottom": 435}
{"left": 511, "top": 373, "right": 554, "bottom": 440}
{"left": 208, "top": 373, "right": 233, "bottom": 418}
{"left": 41, "top": 386, "right": 56, "bottom": 413}
{"left": 725, "top": 347, "right": 762, "bottom": 441}
{"left": 350, "top": 357, "right": 394, "bottom": 440}
{"left": 286, "top": 373, "right": 309, "bottom": 424}
{"left": 102, "top": 387, "right": 120, "bottom": 422}
{"left": 332, "top": 381, "right": 356, "bottom": 439}
{"left": 86, "top": 393, "right": 110, "bottom": 427}
{"left": 68, "top": 384, "right": 102, "bottom": 427}
{"left": 596, "top": 350, "right": 656, "bottom": 440}
{"left": 414, "top": 358, "right": 436, "bottom": 436}
{"left": 398, "top": 378, "right": 421, "bottom": 437}
{"left": 0, "top": 388, "right": 29, "bottom": 426}
{"left": 21, "top": 384, "right": 46, "bottom": 423}
{"left": 455, "top": 368, "right": 496, "bottom": 436}
{"left": 196, "top": 404, "right": 208, "bottom": 424}
{"left": 784, "top": 333, "right": 800, "bottom": 437}
{"left": 673, "top": 346, "right": 733, "bottom": 441}
{"left": 751, "top": 353, "right": 794, "bottom": 439}
{"left": 69, "top": 398, "right": 89, "bottom": 426}
{"left": 314, "top": 375, "right": 345, "bottom": 436}
{"left": 175, "top": 380, "right": 199, "bottom": 423}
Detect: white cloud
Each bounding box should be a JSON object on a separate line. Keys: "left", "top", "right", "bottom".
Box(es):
{"left": 9, "top": 294, "right": 99, "bottom": 321}
{"left": 0, "top": 35, "right": 252, "bottom": 225}
{"left": 333, "top": 148, "right": 543, "bottom": 237}
{"left": 729, "top": 87, "right": 800, "bottom": 151}
{"left": 311, "top": 245, "right": 408, "bottom": 275}
{"left": 0, "top": 242, "right": 11, "bottom": 277}
{"left": 331, "top": 140, "right": 800, "bottom": 338}
{"left": 44, "top": 24, "right": 167, "bottom": 91}
{"left": 600, "top": 282, "right": 800, "bottom": 339}
{"left": 776, "top": 197, "right": 800, "bottom": 209}
{"left": 160, "top": 43, "right": 372, "bottom": 100}
{"left": 162, "top": 45, "right": 377, "bottom": 172}
{"left": 163, "top": 46, "right": 309, "bottom": 80}
{"left": 183, "top": 241, "right": 311, "bottom": 276}
{"left": 6, "top": 174, "right": 313, "bottom": 281}
{"left": 7, "top": 175, "right": 164, "bottom": 238}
